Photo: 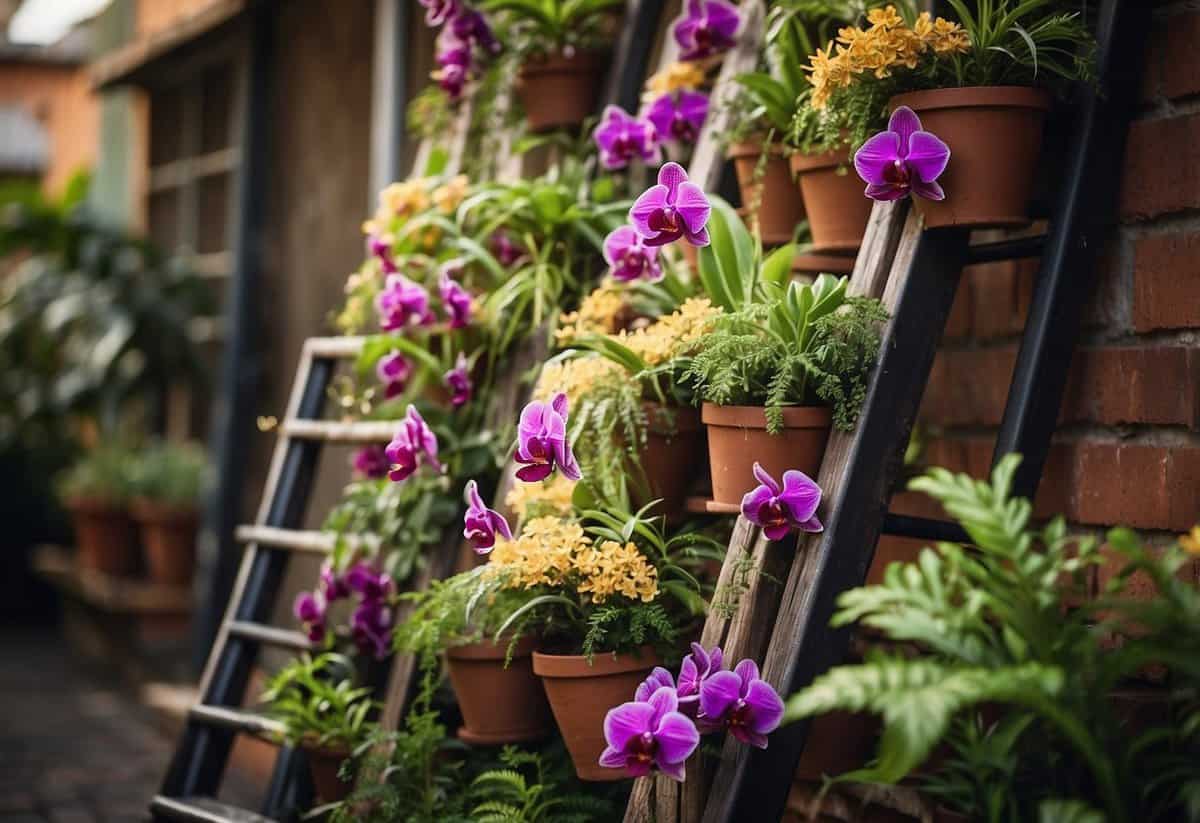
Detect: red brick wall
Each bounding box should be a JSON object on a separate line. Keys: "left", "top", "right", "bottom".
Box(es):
{"left": 874, "top": 2, "right": 1200, "bottom": 590}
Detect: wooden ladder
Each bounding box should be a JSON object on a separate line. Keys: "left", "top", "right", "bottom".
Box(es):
{"left": 624, "top": 0, "right": 1151, "bottom": 821}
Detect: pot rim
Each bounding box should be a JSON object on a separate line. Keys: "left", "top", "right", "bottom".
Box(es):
{"left": 701, "top": 402, "right": 833, "bottom": 430}
{"left": 447, "top": 634, "right": 539, "bottom": 661}
{"left": 532, "top": 646, "right": 660, "bottom": 678}
{"left": 643, "top": 402, "right": 703, "bottom": 434}
{"left": 789, "top": 147, "right": 850, "bottom": 174}
{"left": 298, "top": 737, "right": 352, "bottom": 759}
{"left": 888, "top": 85, "right": 1052, "bottom": 113}
{"left": 726, "top": 139, "right": 789, "bottom": 160}
{"left": 66, "top": 496, "right": 130, "bottom": 515}
{"left": 520, "top": 50, "right": 606, "bottom": 75}
{"left": 130, "top": 497, "right": 200, "bottom": 523}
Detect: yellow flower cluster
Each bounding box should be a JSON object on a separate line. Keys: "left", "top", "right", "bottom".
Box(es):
{"left": 487, "top": 517, "right": 659, "bottom": 604}
{"left": 433, "top": 174, "right": 469, "bottom": 215}
{"left": 807, "top": 7, "right": 970, "bottom": 108}
{"left": 533, "top": 356, "right": 620, "bottom": 403}
{"left": 1181, "top": 526, "right": 1200, "bottom": 556}
{"left": 504, "top": 474, "right": 577, "bottom": 519}
{"left": 614, "top": 297, "right": 721, "bottom": 365}
{"left": 360, "top": 175, "right": 471, "bottom": 237}
{"left": 646, "top": 60, "right": 707, "bottom": 96}
{"left": 556, "top": 282, "right": 629, "bottom": 345}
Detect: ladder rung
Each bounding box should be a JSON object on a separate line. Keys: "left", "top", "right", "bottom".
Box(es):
{"left": 188, "top": 704, "right": 285, "bottom": 738}
{"left": 234, "top": 525, "right": 335, "bottom": 554}
{"left": 966, "top": 235, "right": 1045, "bottom": 265}
{"left": 227, "top": 620, "right": 312, "bottom": 652}
{"left": 306, "top": 336, "right": 366, "bottom": 359}
{"left": 881, "top": 513, "right": 970, "bottom": 544}
{"left": 280, "top": 418, "right": 396, "bottom": 443}
{"left": 151, "top": 795, "right": 278, "bottom": 823}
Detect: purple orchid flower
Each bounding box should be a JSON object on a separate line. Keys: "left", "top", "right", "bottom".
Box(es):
{"left": 449, "top": 7, "right": 500, "bottom": 55}
{"left": 854, "top": 106, "right": 950, "bottom": 202}
{"left": 444, "top": 352, "right": 472, "bottom": 408}
{"left": 594, "top": 105, "right": 660, "bottom": 170}
{"left": 677, "top": 643, "right": 723, "bottom": 715}
{"left": 376, "top": 274, "right": 433, "bottom": 331}
{"left": 647, "top": 90, "right": 709, "bottom": 145}
{"left": 740, "top": 462, "right": 823, "bottom": 541}
{"left": 630, "top": 161, "right": 711, "bottom": 247}
{"left": 293, "top": 591, "right": 327, "bottom": 644}
{"left": 353, "top": 445, "right": 391, "bottom": 479}
{"left": 346, "top": 562, "right": 395, "bottom": 601}
{"left": 351, "top": 599, "right": 394, "bottom": 660}
{"left": 434, "top": 29, "right": 473, "bottom": 100}
{"left": 698, "top": 659, "right": 784, "bottom": 748}
{"left": 603, "top": 225, "right": 663, "bottom": 283}
{"left": 490, "top": 231, "right": 525, "bottom": 267}
{"left": 368, "top": 234, "right": 398, "bottom": 274}
{"left": 674, "top": 0, "right": 740, "bottom": 61}
{"left": 385, "top": 405, "right": 444, "bottom": 482}
{"left": 438, "top": 267, "right": 473, "bottom": 329}
{"left": 376, "top": 350, "right": 413, "bottom": 399}
{"left": 419, "top": 0, "right": 459, "bottom": 26}
{"left": 320, "top": 561, "right": 350, "bottom": 601}
{"left": 462, "top": 479, "right": 513, "bottom": 554}
{"left": 635, "top": 667, "right": 677, "bottom": 702}
{"left": 599, "top": 686, "right": 701, "bottom": 781}
{"left": 514, "top": 392, "right": 582, "bottom": 483}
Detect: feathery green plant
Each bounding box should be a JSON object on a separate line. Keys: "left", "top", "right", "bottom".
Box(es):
{"left": 470, "top": 745, "right": 616, "bottom": 822}
{"left": 260, "top": 653, "right": 378, "bottom": 751}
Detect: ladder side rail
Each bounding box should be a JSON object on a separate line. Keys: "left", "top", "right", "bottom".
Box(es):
{"left": 991, "top": 0, "right": 1152, "bottom": 498}
{"left": 603, "top": 0, "right": 670, "bottom": 113}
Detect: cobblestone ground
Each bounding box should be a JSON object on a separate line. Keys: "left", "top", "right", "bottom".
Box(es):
{"left": 0, "top": 629, "right": 254, "bottom": 822}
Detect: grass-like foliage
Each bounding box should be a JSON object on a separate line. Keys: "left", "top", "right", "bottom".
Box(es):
{"left": 469, "top": 745, "right": 616, "bottom": 822}
{"left": 479, "top": 0, "right": 623, "bottom": 58}
{"left": 260, "top": 653, "right": 379, "bottom": 751}
{"left": 784, "top": 455, "right": 1200, "bottom": 822}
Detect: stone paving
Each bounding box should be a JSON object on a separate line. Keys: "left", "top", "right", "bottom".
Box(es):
{"left": 0, "top": 629, "right": 253, "bottom": 822}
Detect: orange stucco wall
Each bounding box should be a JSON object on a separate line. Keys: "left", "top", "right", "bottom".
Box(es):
{"left": 0, "top": 60, "right": 98, "bottom": 195}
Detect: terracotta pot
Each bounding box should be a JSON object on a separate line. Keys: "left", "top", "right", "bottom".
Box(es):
{"left": 793, "top": 711, "right": 879, "bottom": 780}
{"left": 532, "top": 648, "right": 660, "bottom": 781}
{"left": 728, "top": 140, "right": 806, "bottom": 246}
{"left": 702, "top": 403, "right": 832, "bottom": 507}
{"left": 888, "top": 86, "right": 1052, "bottom": 228}
{"left": 789, "top": 149, "right": 872, "bottom": 253}
{"left": 446, "top": 636, "right": 554, "bottom": 745}
{"left": 67, "top": 498, "right": 138, "bottom": 576}
{"left": 516, "top": 51, "right": 606, "bottom": 133}
{"left": 303, "top": 743, "right": 353, "bottom": 803}
{"left": 634, "top": 404, "right": 705, "bottom": 521}
{"left": 131, "top": 499, "right": 198, "bottom": 585}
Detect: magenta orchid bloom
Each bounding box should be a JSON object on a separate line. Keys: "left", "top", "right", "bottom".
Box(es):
{"left": 674, "top": 0, "right": 740, "bottom": 61}
{"left": 603, "top": 225, "right": 663, "bottom": 283}
{"left": 434, "top": 29, "right": 472, "bottom": 100}
{"left": 462, "top": 479, "right": 513, "bottom": 554}
{"left": 647, "top": 90, "right": 708, "bottom": 145}
{"left": 449, "top": 7, "right": 499, "bottom": 55}
{"left": 353, "top": 445, "right": 391, "bottom": 479}
{"left": 514, "top": 392, "right": 582, "bottom": 482}
{"left": 293, "top": 591, "right": 327, "bottom": 644}
{"left": 368, "top": 234, "right": 398, "bottom": 274}
{"left": 345, "top": 562, "right": 395, "bottom": 601}
{"left": 698, "top": 659, "right": 784, "bottom": 748}
{"left": 854, "top": 106, "right": 950, "bottom": 202}
{"left": 419, "top": 0, "right": 458, "bottom": 26}
{"left": 490, "top": 230, "right": 525, "bottom": 266}
{"left": 740, "top": 462, "right": 823, "bottom": 541}
{"left": 676, "top": 642, "right": 723, "bottom": 715}
{"left": 376, "top": 350, "right": 413, "bottom": 399}
{"left": 599, "top": 686, "right": 700, "bottom": 781}
{"left": 385, "top": 405, "right": 444, "bottom": 482}
{"left": 594, "top": 105, "right": 659, "bottom": 170}
{"left": 319, "top": 561, "right": 350, "bottom": 601}
{"left": 444, "top": 352, "right": 472, "bottom": 408}
{"left": 351, "top": 599, "right": 394, "bottom": 660}
{"left": 635, "top": 667, "right": 677, "bottom": 702}
{"left": 376, "top": 274, "right": 433, "bottom": 331}
{"left": 630, "top": 162, "right": 711, "bottom": 247}
{"left": 438, "top": 267, "right": 473, "bottom": 329}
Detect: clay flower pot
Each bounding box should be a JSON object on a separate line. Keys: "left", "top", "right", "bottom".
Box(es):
{"left": 634, "top": 404, "right": 705, "bottom": 521}
{"left": 888, "top": 86, "right": 1051, "bottom": 229}
{"left": 702, "top": 403, "right": 831, "bottom": 506}
{"left": 445, "top": 635, "right": 554, "bottom": 744}
{"left": 302, "top": 742, "right": 353, "bottom": 803}
{"left": 131, "top": 498, "right": 198, "bottom": 585}
{"left": 727, "top": 140, "right": 806, "bottom": 246}
{"left": 516, "top": 51, "right": 606, "bottom": 133}
{"left": 532, "top": 648, "right": 660, "bottom": 781}
{"left": 790, "top": 149, "right": 873, "bottom": 253}
{"left": 67, "top": 498, "right": 138, "bottom": 576}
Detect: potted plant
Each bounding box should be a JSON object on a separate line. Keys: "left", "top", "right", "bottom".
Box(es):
{"left": 806, "top": 2, "right": 1094, "bottom": 228}
{"left": 261, "top": 652, "right": 379, "bottom": 804}
{"left": 57, "top": 446, "right": 138, "bottom": 576}
{"left": 480, "top": 0, "right": 624, "bottom": 132}
{"left": 784, "top": 456, "right": 1200, "bottom": 822}
{"left": 129, "top": 441, "right": 207, "bottom": 585}
{"left": 684, "top": 202, "right": 887, "bottom": 505}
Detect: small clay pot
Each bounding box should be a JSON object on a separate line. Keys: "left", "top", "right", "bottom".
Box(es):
{"left": 789, "top": 149, "right": 873, "bottom": 253}
{"left": 516, "top": 51, "right": 606, "bottom": 133}
{"left": 446, "top": 636, "right": 554, "bottom": 745}
{"left": 702, "top": 403, "right": 832, "bottom": 507}
{"left": 131, "top": 499, "right": 198, "bottom": 585}
{"left": 727, "top": 140, "right": 806, "bottom": 246}
{"left": 888, "top": 86, "right": 1052, "bottom": 228}
{"left": 303, "top": 743, "right": 353, "bottom": 803}
{"left": 532, "top": 648, "right": 660, "bottom": 781}
{"left": 67, "top": 498, "right": 138, "bottom": 577}
{"left": 634, "top": 404, "right": 705, "bottom": 521}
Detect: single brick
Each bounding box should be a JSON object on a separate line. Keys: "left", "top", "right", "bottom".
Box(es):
{"left": 1062, "top": 345, "right": 1200, "bottom": 429}
{"left": 1121, "top": 114, "right": 1200, "bottom": 220}
{"left": 1142, "top": 11, "right": 1200, "bottom": 102}
{"left": 1132, "top": 230, "right": 1200, "bottom": 331}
